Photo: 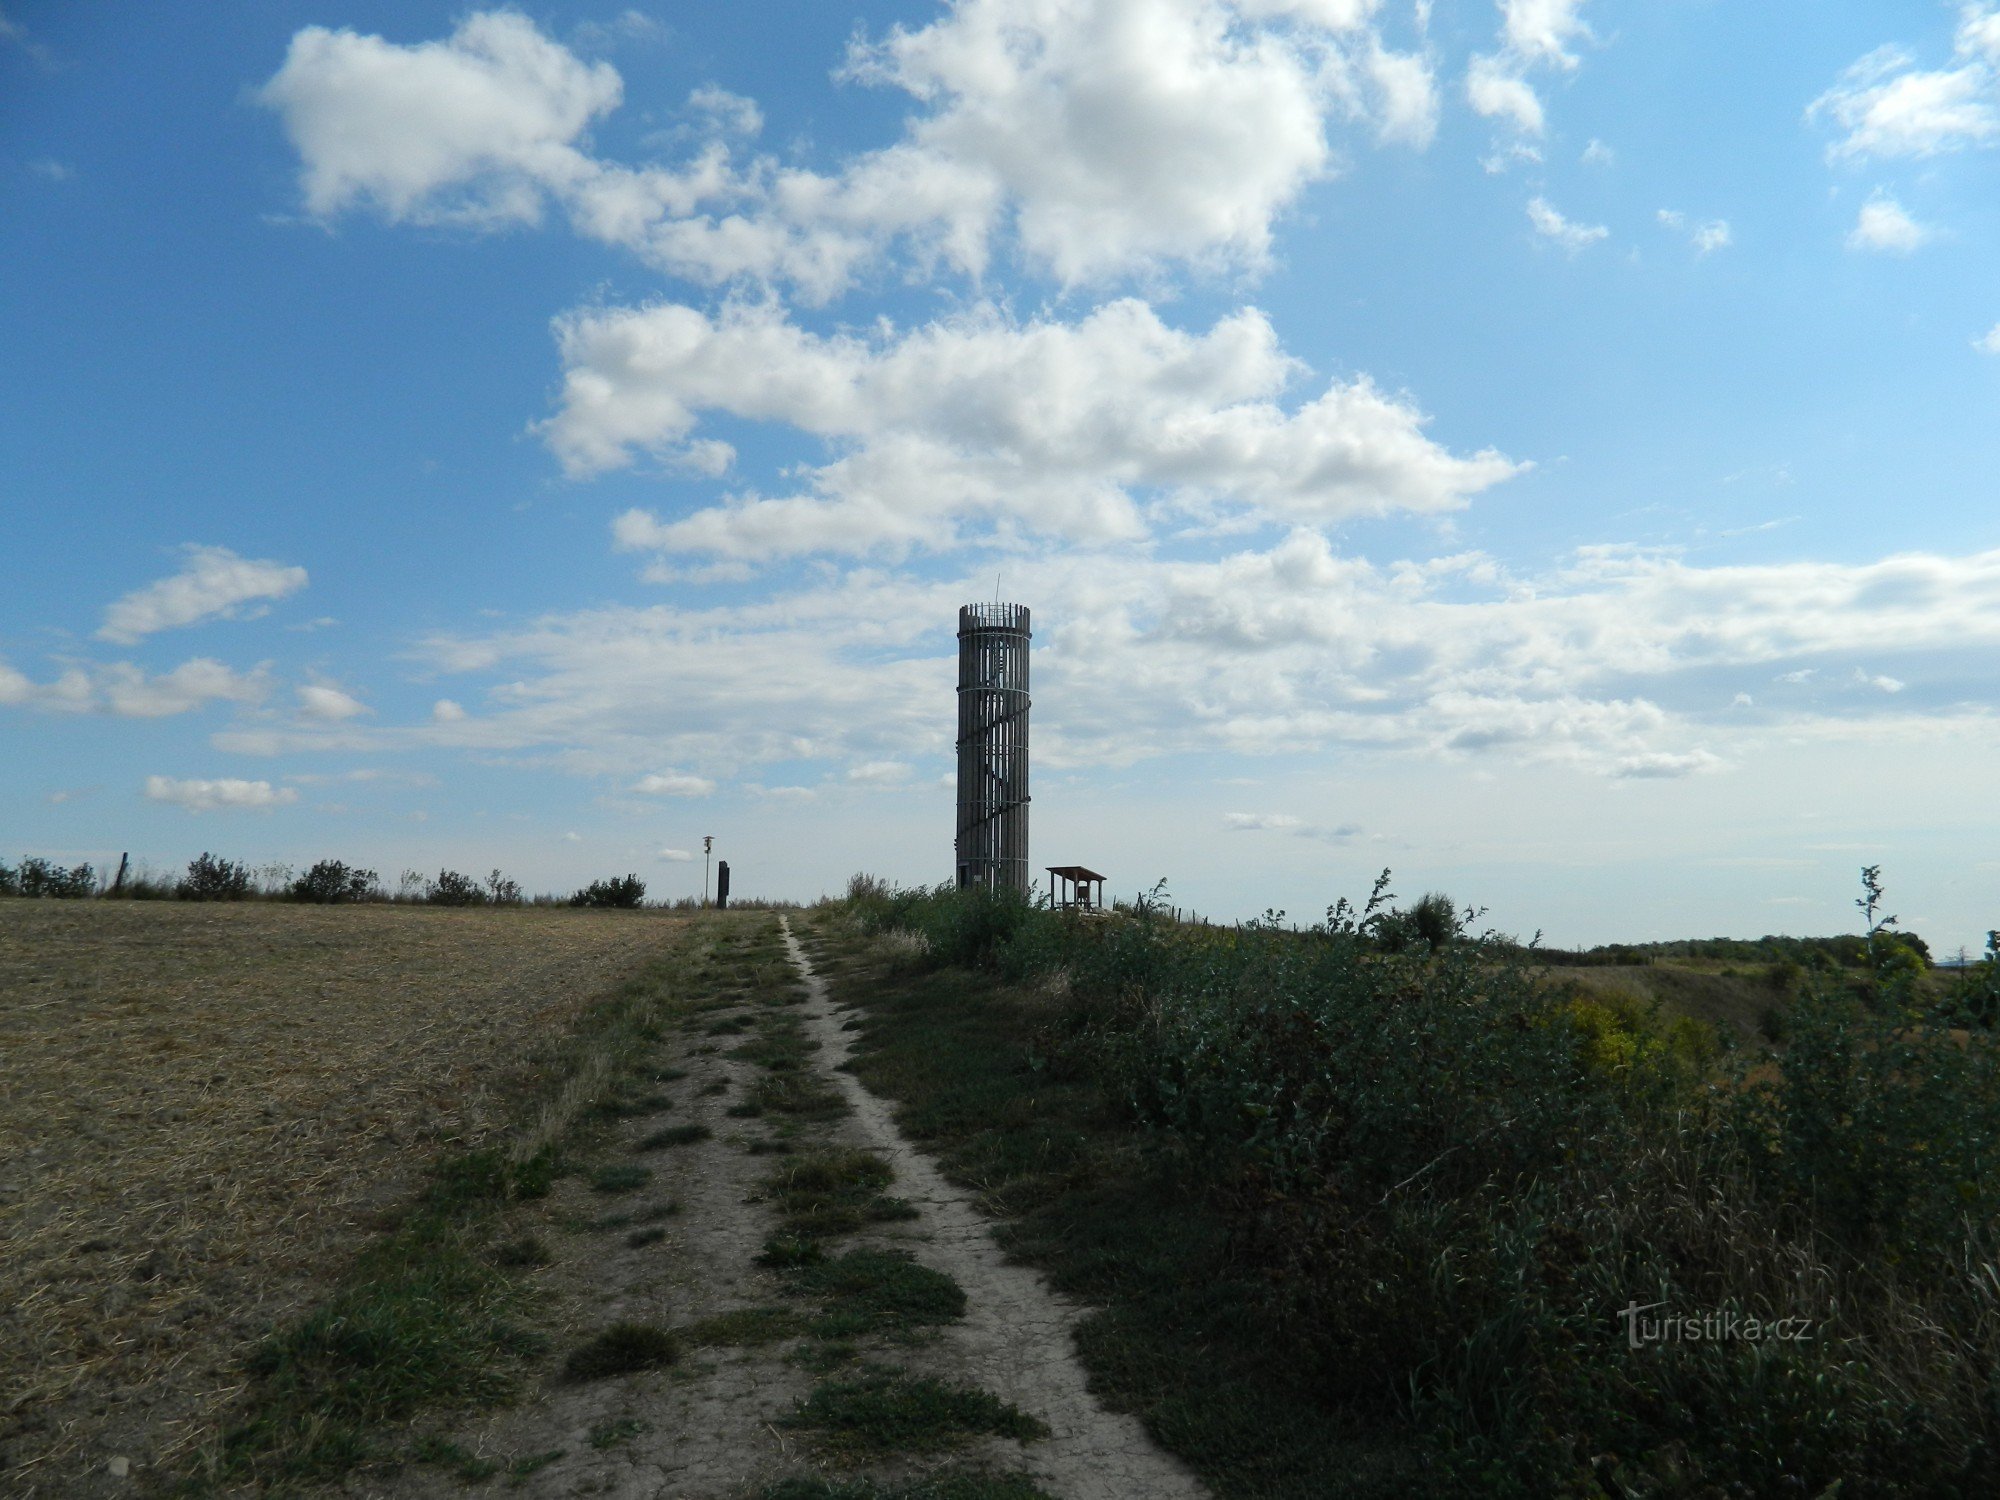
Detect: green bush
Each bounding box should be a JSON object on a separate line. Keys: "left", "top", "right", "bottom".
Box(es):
{"left": 177, "top": 852, "right": 249, "bottom": 901}
{"left": 292, "top": 860, "right": 380, "bottom": 903}
{"left": 842, "top": 866, "right": 2000, "bottom": 1495}
{"left": 6, "top": 856, "right": 96, "bottom": 898}
{"left": 425, "top": 870, "right": 485, "bottom": 906}
{"left": 571, "top": 874, "right": 646, "bottom": 908}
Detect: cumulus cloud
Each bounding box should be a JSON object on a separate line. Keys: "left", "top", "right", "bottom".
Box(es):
{"left": 298, "top": 683, "right": 369, "bottom": 720}
{"left": 1810, "top": 9, "right": 2000, "bottom": 160}
{"left": 432, "top": 698, "right": 468, "bottom": 722}
{"left": 260, "top": 3, "right": 1439, "bottom": 296}
{"left": 144, "top": 775, "right": 299, "bottom": 812}
{"left": 98, "top": 545, "right": 308, "bottom": 644}
{"left": 1976, "top": 323, "right": 2000, "bottom": 353}
{"left": 1527, "top": 196, "right": 1607, "bottom": 250}
{"left": 550, "top": 297, "right": 1519, "bottom": 561}
{"left": 1466, "top": 0, "right": 1594, "bottom": 138}
{"left": 1847, "top": 193, "right": 1931, "bottom": 252}
{"left": 632, "top": 770, "right": 716, "bottom": 796}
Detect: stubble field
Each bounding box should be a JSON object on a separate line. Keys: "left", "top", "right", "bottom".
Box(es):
{"left": 0, "top": 899, "right": 680, "bottom": 1495}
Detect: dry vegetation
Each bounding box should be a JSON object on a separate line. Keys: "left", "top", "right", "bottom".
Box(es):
{"left": 0, "top": 899, "right": 682, "bottom": 1495}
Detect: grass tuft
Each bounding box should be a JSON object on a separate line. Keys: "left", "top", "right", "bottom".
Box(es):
{"left": 786, "top": 1367, "right": 1048, "bottom": 1455}
{"left": 638, "top": 1122, "right": 712, "bottom": 1150}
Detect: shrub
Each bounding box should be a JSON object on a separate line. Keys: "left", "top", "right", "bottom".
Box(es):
{"left": 571, "top": 874, "right": 646, "bottom": 908}
{"left": 292, "top": 860, "right": 380, "bottom": 904}
{"left": 8, "top": 857, "right": 96, "bottom": 898}
{"left": 426, "top": 870, "right": 486, "bottom": 906}
{"left": 483, "top": 868, "right": 522, "bottom": 905}
{"left": 177, "top": 852, "right": 249, "bottom": 901}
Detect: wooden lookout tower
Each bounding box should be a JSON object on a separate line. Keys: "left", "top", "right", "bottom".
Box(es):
{"left": 954, "top": 602, "right": 1030, "bottom": 893}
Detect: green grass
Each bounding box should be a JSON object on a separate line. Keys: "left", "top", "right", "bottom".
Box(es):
{"left": 786, "top": 1247, "right": 966, "bottom": 1337}
{"left": 804, "top": 918, "right": 1434, "bottom": 1499}
{"left": 563, "top": 1323, "right": 680, "bottom": 1381}
{"left": 763, "top": 1148, "right": 913, "bottom": 1237}
{"left": 681, "top": 1305, "right": 810, "bottom": 1347}
{"left": 785, "top": 1367, "right": 1048, "bottom": 1456}
{"left": 212, "top": 1150, "right": 547, "bottom": 1485}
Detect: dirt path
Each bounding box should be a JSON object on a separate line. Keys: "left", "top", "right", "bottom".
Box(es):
{"left": 778, "top": 917, "right": 1209, "bottom": 1500}
{"left": 336, "top": 912, "right": 1207, "bottom": 1499}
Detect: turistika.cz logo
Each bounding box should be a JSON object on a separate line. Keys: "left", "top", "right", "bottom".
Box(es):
{"left": 1618, "top": 1301, "right": 1817, "bottom": 1350}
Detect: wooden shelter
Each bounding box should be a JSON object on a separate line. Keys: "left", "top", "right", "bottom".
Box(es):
{"left": 1046, "top": 865, "right": 1106, "bottom": 912}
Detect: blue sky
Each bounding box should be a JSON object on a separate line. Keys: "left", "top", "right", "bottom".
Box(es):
{"left": 6, "top": 1, "right": 2000, "bottom": 949}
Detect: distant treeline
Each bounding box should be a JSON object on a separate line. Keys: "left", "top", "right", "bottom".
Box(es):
{"left": 1527, "top": 931, "right": 1936, "bottom": 968}
{"left": 0, "top": 853, "right": 734, "bottom": 910}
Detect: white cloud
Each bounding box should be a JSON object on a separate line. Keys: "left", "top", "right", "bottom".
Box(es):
{"left": 632, "top": 770, "right": 716, "bottom": 796}
{"left": 266, "top": 535, "right": 2000, "bottom": 796}
{"left": 1974, "top": 322, "right": 2000, "bottom": 353}
{"left": 552, "top": 297, "right": 1520, "bottom": 562}
{"left": 1847, "top": 193, "right": 1931, "bottom": 252}
{"left": 258, "top": 11, "right": 623, "bottom": 226}
{"left": 1659, "top": 209, "right": 1730, "bottom": 254}
{"left": 657, "top": 847, "right": 695, "bottom": 862}
{"left": 28, "top": 158, "right": 70, "bottom": 182}
{"left": 1466, "top": 0, "right": 1594, "bottom": 139}
{"left": 297, "top": 683, "right": 369, "bottom": 720}
{"left": 1691, "top": 219, "right": 1732, "bottom": 254}
{"left": 0, "top": 655, "right": 268, "bottom": 717}
{"left": 99, "top": 545, "right": 308, "bottom": 645}
{"left": 1500, "top": 0, "right": 1592, "bottom": 68}
{"left": 432, "top": 698, "right": 468, "bottom": 722}
{"left": 1526, "top": 196, "right": 1607, "bottom": 250}
{"left": 144, "top": 775, "right": 299, "bottom": 812}
{"left": 847, "top": 760, "right": 912, "bottom": 784}
{"left": 261, "top": 4, "right": 1440, "bottom": 296}
{"left": 1466, "top": 54, "right": 1544, "bottom": 135}
{"left": 1810, "top": 12, "right": 2000, "bottom": 161}
{"left": 1581, "top": 138, "right": 1613, "bottom": 165}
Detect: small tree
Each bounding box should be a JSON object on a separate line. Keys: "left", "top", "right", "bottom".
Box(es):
{"left": 292, "top": 860, "right": 380, "bottom": 904}
{"left": 427, "top": 869, "right": 486, "bottom": 906}
{"left": 1409, "top": 891, "right": 1462, "bottom": 953}
{"left": 484, "top": 868, "right": 522, "bottom": 905}
{"left": 177, "top": 853, "right": 249, "bottom": 901}
{"left": 571, "top": 874, "right": 646, "bottom": 908}
{"left": 12, "top": 857, "right": 95, "bottom": 898}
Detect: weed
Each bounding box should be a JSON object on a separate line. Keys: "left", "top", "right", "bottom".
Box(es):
{"left": 626, "top": 1226, "right": 667, "bottom": 1248}
{"left": 682, "top": 1306, "right": 808, "bottom": 1347}
{"left": 588, "top": 1417, "right": 648, "bottom": 1449}
{"left": 698, "top": 1079, "right": 729, "bottom": 1096}
{"left": 786, "top": 1367, "right": 1047, "bottom": 1455}
{"left": 563, "top": 1324, "right": 680, "bottom": 1381}
{"left": 638, "top": 1123, "right": 712, "bottom": 1150}
{"left": 788, "top": 1248, "right": 966, "bottom": 1334}
{"left": 756, "top": 1233, "right": 826, "bottom": 1268}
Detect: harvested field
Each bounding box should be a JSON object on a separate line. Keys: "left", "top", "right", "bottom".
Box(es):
{"left": 0, "top": 899, "right": 683, "bottom": 1496}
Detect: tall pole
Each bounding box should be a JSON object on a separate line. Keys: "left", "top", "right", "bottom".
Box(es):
{"left": 703, "top": 835, "right": 714, "bottom": 907}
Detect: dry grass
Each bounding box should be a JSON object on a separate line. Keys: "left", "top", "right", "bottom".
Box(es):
{"left": 0, "top": 899, "right": 684, "bottom": 1495}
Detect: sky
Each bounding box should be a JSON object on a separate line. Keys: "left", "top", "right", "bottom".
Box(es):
{"left": 5, "top": 1, "right": 2000, "bottom": 949}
